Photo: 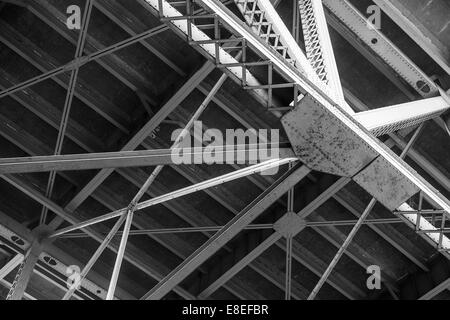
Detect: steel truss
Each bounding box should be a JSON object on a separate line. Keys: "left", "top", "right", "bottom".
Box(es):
{"left": 0, "top": 215, "right": 111, "bottom": 300}
{"left": 298, "top": 0, "right": 346, "bottom": 106}
{"left": 322, "top": 0, "right": 439, "bottom": 98}
{"left": 183, "top": 0, "right": 446, "bottom": 221}
{"left": 39, "top": 0, "right": 94, "bottom": 226}
{"left": 1, "top": 0, "right": 450, "bottom": 300}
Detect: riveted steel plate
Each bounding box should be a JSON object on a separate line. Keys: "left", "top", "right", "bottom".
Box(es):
{"left": 281, "top": 95, "right": 378, "bottom": 176}
{"left": 354, "top": 157, "right": 420, "bottom": 211}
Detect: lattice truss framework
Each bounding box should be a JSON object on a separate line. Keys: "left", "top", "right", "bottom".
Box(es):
{"left": 0, "top": 0, "right": 449, "bottom": 300}
{"left": 299, "top": 0, "right": 329, "bottom": 83}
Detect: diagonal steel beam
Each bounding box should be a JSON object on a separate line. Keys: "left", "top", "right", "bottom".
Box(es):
{"left": 0, "top": 24, "right": 168, "bottom": 100}
{"left": 192, "top": 0, "right": 450, "bottom": 227}
{"left": 50, "top": 158, "right": 296, "bottom": 237}
{"left": 353, "top": 97, "right": 449, "bottom": 137}
{"left": 197, "top": 176, "right": 351, "bottom": 299}
{"left": 234, "top": 0, "right": 314, "bottom": 74}
{"left": 0, "top": 254, "right": 24, "bottom": 281}
{"left": 62, "top": 214, "right": 128, "bottom": 300}
{"left": 60, "top": 61, "right": 215, "bottom": 215}
{"left": 372, "top": 0, "right": 450, "bottom": 75}
{"left": 6, "top": 241, "right": 42, "bottom": 300}
{"left": 419, "top": 278, "right": 450, "bottom": 300}
{"left": 0, "top": 18, "right": 131, "bottom": 135}
{"left": 0, "top": 89, "right": 261, "bottom": 299}
{"left": 308, "top": 123, "right": 428, "bottom": 299}
{"left": 298, "top": 0, "right": 347, "bottom": 108}
{"left": 0, "top": 210, "right": 135, "bottom": 299}
{"left": 0, "top": 147, "right": 293, "bottom": 174}
{"left": 40, "top": 0, "right": 94, "bottom": 225}
{"left": 308, "top": 198, "right": 377, "bottom": 299}
{"left": 147, "top": 132, "right": 363, "bottom": 299}
{"left": 1, "top": 175, "right": 196, "bottom": 300}
{"left": 323, "top": 0, "right": 439, "bottom": 98}
{"left": 103, "top": 72, "right": 231, "bottom": 299}
{"left": 141, "top": 164, "right": 311, "bottom": 299}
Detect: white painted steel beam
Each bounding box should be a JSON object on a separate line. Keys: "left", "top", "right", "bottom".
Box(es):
{"left": 298, "top": 0, "right": 348, "bottom": 108}
{"left": 354, "top": 96, "right": 450, "bottom": 136}
{"left": 1, "top": 175, "right": 195, "bottom": 299}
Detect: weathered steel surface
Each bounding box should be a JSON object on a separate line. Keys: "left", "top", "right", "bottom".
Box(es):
{"left": 281, "top": 94, "right": 377, "bottom": 176}
{"left": 354, "top": 157, "right": 420, "bottom": 211}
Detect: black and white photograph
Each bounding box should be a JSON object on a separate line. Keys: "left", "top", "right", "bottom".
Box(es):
{"left": 0, "top": 0, "right": 449, "bottom": 312}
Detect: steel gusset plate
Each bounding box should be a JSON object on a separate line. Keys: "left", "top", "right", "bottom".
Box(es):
{"left": 281, "top": 94, "right": 377, "bottom": 177}
{"left": 282, "top": 94, "right": 420, "bottom": 210}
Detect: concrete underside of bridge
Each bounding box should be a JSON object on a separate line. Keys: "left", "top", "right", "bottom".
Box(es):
{"left": 0, "top": 0, "right": 449, "bottom": 300}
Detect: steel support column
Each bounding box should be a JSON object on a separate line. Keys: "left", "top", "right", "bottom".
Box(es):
{"left": 0, "top": 254, "right": 24, "bottom": 281}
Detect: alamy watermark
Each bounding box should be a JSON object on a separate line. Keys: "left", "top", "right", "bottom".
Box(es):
{"left": 366, "top": 265, "right": 381, "bottom": 290}
{"left": 366, "top": 5, "right": 381, "bottom": 30}
{"left": 66, "top": 5, "right": 81, "bottom": 30}
{"left": 66, "top": 265, "right": 82, "bottom": 290}
{"left": 170, "top": 121, "right": 280, "bottom": 175}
